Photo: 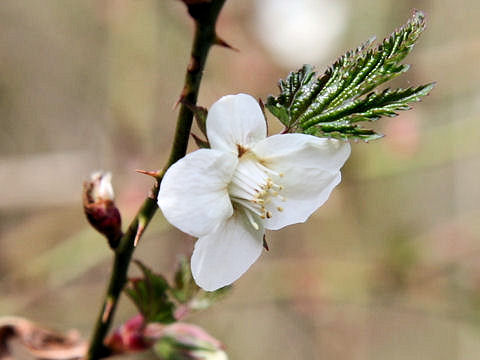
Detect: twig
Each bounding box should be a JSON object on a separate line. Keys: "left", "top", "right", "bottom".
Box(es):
{"left": 86, "top": 1, "right": 226, "bottom": 358}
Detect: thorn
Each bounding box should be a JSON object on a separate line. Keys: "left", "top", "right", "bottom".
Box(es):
{"left": 102, "top": 298, "right": 114, "bottom": 323}
{"left": 263, "top": 235, "right": 269, "bottom": 251}
{"left": 179, "top": 97, "right": 194, "bottom": 109}
{"left": 173, "top": 87, "right": 188, "bottom": 110}
{"left": 135, "top": 169, "right": 161, "bottom": 178}
{"left": 181, "top": 100, "right": 209, "bottom": 120}
{"left": 214, "top": 35, "right": 238, "bottom": 52}
{"left": 134, "top": 220, "right": 146, "bottom": 247}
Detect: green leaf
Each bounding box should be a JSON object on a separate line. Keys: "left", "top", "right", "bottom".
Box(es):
{"left": 182, "top": 101, "right": 208, "bottom": 136}
{"left": 171, "top": 256, "right": 197, "bottom": 304}
{"left": 188, "top": 285, "right": 231, "bottom": 311}
{"left": 192, "top": 105, "right": 208, "bottom": 137}
{"left": 125, "top": 260, "right": 176, "bottom": 324}
{"left": 266, "top": 10, "right": 434, "bottom": 141}
{"left": 191, "top": 133, "right": 210, "bottom": 149}
{"left": 169, "top": 256, "right": 232, "bottom": 311}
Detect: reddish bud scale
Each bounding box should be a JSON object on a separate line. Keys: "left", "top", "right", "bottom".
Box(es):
{"left": 84, "top": 200, "right": 122, "bottom": 246}
{"left": 105, "top": 315, "right": 152, "bottom": 354}
{"left": 82, "top": 172, "right": 123, "bottom": 249}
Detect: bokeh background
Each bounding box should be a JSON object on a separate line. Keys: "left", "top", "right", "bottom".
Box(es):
{"left": 1, "top": 0, "right": 480, "bottom": 359}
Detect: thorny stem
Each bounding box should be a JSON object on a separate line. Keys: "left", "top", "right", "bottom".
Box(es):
{"left": 86, "top": 1, "right": 226, "bottom": 358}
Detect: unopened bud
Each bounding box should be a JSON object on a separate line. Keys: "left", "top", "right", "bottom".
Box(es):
{"left": 105, "top": 315, "right": 151, "bottom": 354}
{"left": 149, "top": 323, "right": 228, "bottom": 360}
{"left": 83, "top": 171, "right": 122, "bottom": 248}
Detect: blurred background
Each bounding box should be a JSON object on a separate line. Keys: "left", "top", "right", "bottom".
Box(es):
{"left": 1, "top": 0, "right": 479, "bottom": 359}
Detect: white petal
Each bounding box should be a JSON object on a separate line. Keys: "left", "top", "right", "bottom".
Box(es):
{"left": 158, "top": 149, "right": 237, "bottom": 237}
{"left": 191, "top": 210, "right": 264, "bottom": 291}
{"left": 207, "top": 94, "right": 267, "bottom": 154}
{"left": 253, "top": 133, "right": 351, "bottom": 171}
{"left": 252, "top": 134, "right": 350, "bottom": 230}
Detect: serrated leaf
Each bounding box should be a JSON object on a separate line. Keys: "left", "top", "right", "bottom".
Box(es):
{"left": 125, "top": 260, "right": 176, "bottom": 324}
{"left": 266, "top": 11, "right": 434, "bottom": 141}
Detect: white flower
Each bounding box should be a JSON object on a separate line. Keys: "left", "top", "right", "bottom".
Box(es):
{"left": 158, "top": 94, "right": 350, "bottom": 291}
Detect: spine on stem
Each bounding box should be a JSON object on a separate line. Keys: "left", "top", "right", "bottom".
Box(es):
{"left": 86, "top": 1, "right": 227, "bottom": 359}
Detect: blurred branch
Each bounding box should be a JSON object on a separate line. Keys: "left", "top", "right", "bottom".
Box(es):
{"left": 86, "top": 1, "right": 226, "bottom": 358}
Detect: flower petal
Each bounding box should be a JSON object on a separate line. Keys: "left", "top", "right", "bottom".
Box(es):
{"left": 252, "top": 134, "right": 351, "bottom": 230}
{"left": 253, "top": 133, "right": 351, "bottom": 171}
{"left": 207, "top": 94, "right": 267, "bottom": 154}
{"left": 158, "top": 149, "right": 237, "bottom": 237}
{"left": 191, "top": 210, "right": 264, "bottom": 291}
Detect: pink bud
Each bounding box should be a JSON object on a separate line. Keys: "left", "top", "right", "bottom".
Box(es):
{"left": 148, "top": 322, "right": 228, "bottom": 360}
{"left": 105, "top": 315, "right": 151, "bottom": 354}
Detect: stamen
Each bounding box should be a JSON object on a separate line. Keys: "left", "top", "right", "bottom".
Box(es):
{"left": 232, "top": 172, "right": 261, "bottom": 194}
{"left": 257, "top": 163, "right": 281, "bottom": 177}
{"left": 229, "top": 157, "right": 287, "bottom": 221}
{"left": 233, "top": 198, "right": 263, "bottom": 217}
{"left": 235, "top": 161, "right": 268, "bottom": 185}
{"left": 244, "top": 209, "right": 259, "bottom": 230}
{"left": 229, "top": 183, "right": 258, "bottom": 200}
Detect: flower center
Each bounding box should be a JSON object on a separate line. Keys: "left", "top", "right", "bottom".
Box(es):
{"left": 228, "top": 157, "right": 285, "bottom": 229}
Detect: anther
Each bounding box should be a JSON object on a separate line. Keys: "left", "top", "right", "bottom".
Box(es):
{"left": 229, "top": 158, "right": 286, "bottom": 222}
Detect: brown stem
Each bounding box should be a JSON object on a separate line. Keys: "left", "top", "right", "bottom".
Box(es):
{"left": 86, "top": 1, "right": 226, "bottom": 358}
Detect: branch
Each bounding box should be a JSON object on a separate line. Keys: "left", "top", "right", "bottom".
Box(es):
{"left": 86, "top": 1, "right": 226, "bottom": 358}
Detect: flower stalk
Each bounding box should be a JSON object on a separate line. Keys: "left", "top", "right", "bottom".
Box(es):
{"left": 86, "top": 1, "right": 226, "bottom": 358}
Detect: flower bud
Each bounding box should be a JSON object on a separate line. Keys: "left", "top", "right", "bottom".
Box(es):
{"left": 83, "top": 171, "right": 122, "bottom": 248}
{"left": 149, "top": 323, "right": 228, "bottom": 360}
{"left": 106, "top": 315, "right": 151, "bottom": 354}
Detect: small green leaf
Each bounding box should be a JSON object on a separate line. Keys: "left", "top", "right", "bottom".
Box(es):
{"left": 266, "top": 10, "right": 434, "bottom": 141}
{"left": 171, "top": 256, "right": 197, "bottom": 304}
{"left": 125, "top": 260, "right": 176, "bottom": 324}
{"left": 192, "top": 106, "right": 208, "bottom": 136}
{"left": 188, "top": 285, "right": 231, "bottom": 311}
{"left": 169, "top": 257, "right": 232, "bottom": 311}
{"left": 191, "top": 133, "right": 210, "bottom": 149}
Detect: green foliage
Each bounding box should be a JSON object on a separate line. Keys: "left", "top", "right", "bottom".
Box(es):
{"left": 266, "top": 11, "right": 434, "bottom": 141}
{"left": 170, "top": 257, "right": 231, "bottom": 311}
{"left": 125, "top": 260, "right": 176, "bottom": 324}
{"left": 185, "top": 103, "right": 210, "bottom": 148}
{"left": 125, "top": 258, "right": 231, "bottom": 324}
{"left": 192, "top": 105, "right": 208, "bottom": 136}
{"left": 191, "top": 133, "right": 210, "bottom": 149}
{"left": 154, "top": 335, "right": 216, "bottom": 360}
{"left": 171, "top": 256, "right": 198, "bottom": 304}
